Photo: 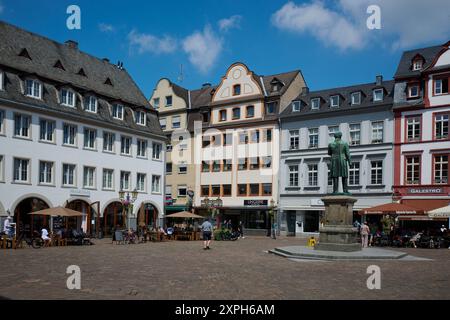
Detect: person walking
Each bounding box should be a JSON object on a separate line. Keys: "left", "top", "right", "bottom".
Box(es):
{"left": 201, "top": 218, "right": 213, "bottom": 250}
{"left": 360, "top": 221, "right": 370, "bottom": 248}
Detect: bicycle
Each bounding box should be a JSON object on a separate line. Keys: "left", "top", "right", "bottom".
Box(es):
{"left": 16, "top": 232, "right": 44, "bottom": 249}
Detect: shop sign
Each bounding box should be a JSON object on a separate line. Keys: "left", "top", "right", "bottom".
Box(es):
{"left": 244, "top": 200, "right": 268, "bottom": 206}
{"left": 70, "top": 189, "right": 90, "bottom": 197}
{"left": 407, "top": 188, "right": 444, "bottom": 194}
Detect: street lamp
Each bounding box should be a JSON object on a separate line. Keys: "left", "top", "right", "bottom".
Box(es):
{"left": 269, "top": 199, "right": 277, "bottom": 239}
{"left": 119, "top": 188, "right": 138, "bottom": 230}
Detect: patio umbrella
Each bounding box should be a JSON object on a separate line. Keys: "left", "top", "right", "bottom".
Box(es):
{"left": 428, "top": 205, "right": 450, "bottom": 218}
{"left": 359, "top": 202, "right": 423, "bottom": 215}
{"left": 165, "top": 211, "right": 205, "bottom": 219}
{"left": 28, "top": 206, "right": 84, "bottom": 232}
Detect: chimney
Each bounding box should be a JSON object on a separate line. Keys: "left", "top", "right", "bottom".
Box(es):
{"left": 376, "top": 75, "right": 383, "bottom": 86}
{"left": 202, "top": 82, "right": 211, "bottom": 89}
{"left": 103, "top": 58, "right": 110, "bottom": 63}
{"left": 301, "top": 86, "right": 310, "bottom": 95}
{"left": 65, "top": 40, "right": 78, "bottom": 49}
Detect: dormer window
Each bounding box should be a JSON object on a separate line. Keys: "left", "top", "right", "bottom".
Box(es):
{"left": 272, "top": 84, "right": 279, "bottom": 92}
{"left": 25, "top": 79, "right": 42, "bottom": 99}
{"left": 61, "top": 89, "right": 75, "bottom": 107}
{"left": 233, "top": 84, "right": 241, "bottom": 96}
{"left": 84, "top": 96, "right": 97, "bottom": 113}
{"left": 135, "top": 111, "right": 146, "bottom": 126}
{"left": 77, "top": 68, "right": 87, "bottom": 77}
{"left": 311, "top": 98, "right": 320, "bottom": 110}
{"left": 373, "top": 89, "right": 384, "bottom": 102}
{"left": 408, "top": 84, "right": 420, "bottom": 98}
{"left": 292, "top": 101, "right": 301, "bottom": 112}
{"left": 412, "top": 59, "right": 423, "bottom": 71}
{"left": 18, "top": 48, "right": 32, "bottom": 60}
{"left": 351, "top": 92, "right": 361, "bottom": 105}
{"left": 330, "top": 95, "right": 340, "bottom": 107}
{"left": 104, "top": 78, "right": 113, "bottom": 86}
{"left": 54, "top": 60, "right": 65, "bottom": 71}
{"left": 112, "top": 103, "right": 124, "bottom": 120}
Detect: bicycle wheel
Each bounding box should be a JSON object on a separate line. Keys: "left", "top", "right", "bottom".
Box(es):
{"left": 32, "top": 238, "right": 43, "bottom": 248}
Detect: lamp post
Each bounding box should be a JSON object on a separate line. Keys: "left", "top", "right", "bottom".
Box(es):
{"left": 119, "top": 188, "right": 138, "bottom": 229}
{"left": 269, "top": 199, "right": 277, "bottom": 239}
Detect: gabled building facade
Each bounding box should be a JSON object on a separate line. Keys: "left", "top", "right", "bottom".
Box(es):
{"left": 150, "top": 79, "right": 195, "bottom": 214}
{"left": 393, "top": 41, "right": 450, "bottom": 216}
{"left": 279, "top": 76, "right": 395, "bottom": 236}
{"left": 0, "top": 21, "right": 166, "bottom": 236}
{"left": 188, "top": 62, "right": 306, "bottom": 235}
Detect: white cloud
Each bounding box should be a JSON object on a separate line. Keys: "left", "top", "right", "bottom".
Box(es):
{"left": 128, "top": 29, "right": 177, "bottom": 54}
{"left": 98, "top": 23, "right": 115, "bottom": 33}
{"left": 272, "top": 0, "right": 450, "bottom": 51}
{"left": 182, "top": 25, "right": 223, "bottom": 74}
{"left": 272, "top": 1, "right": 365, "bottom": 51}
{"left": 218, "top": 15, "right": 242, "bottom": 32}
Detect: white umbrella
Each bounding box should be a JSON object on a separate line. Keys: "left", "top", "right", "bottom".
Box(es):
{"left": 428, "top": 205, "right": 450, "bottom": 218}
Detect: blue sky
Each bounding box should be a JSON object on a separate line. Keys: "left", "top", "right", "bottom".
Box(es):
{"left": 1, "top": 0, "right": 449, "bottom": 97}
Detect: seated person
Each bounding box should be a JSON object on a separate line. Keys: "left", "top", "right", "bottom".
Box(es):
{"left": 167, "top": 227, "right": 174, "bottom": 238}
{"left": 41, "top": 228, "right": 51, "bottom": 246}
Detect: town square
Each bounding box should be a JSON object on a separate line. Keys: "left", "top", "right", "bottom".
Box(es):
{"left": 0, "top": 0, "right": 450, "bottom": 305}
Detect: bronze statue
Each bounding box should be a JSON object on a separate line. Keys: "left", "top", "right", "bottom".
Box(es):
{"left": 328, "top": 131, "right": 351, "bottom": 194}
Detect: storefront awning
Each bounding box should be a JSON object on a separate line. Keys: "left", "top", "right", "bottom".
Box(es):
{"left": 402, "top": 199, "right": 450, "bottom": 213}
{"left": 398, "top": 215, "right": 448, "bottom": 221}
{"left": 165, "top": 205, "right": 187, "bottom": 212}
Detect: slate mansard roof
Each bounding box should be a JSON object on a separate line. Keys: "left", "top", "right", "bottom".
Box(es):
{"left": 0, "top": 21, "right": 164, "bottom": 138}
{"left": 280, "top": 79, "right": 394, "bottom": 120}
{"left": 394, "top": 45, "right": 444, "bottom": 79}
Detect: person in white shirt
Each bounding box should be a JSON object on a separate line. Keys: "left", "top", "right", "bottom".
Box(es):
{"left": 41, "top": 228, "right": 51, "bottom": 246}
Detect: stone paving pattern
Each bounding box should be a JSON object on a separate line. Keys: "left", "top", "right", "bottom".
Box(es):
{"left": 1, "top": 237, "right": 449, "bottom": 300}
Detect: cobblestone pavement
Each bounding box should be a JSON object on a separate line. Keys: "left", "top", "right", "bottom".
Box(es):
{"left": 1, "top": 237, "right": 449, "bottom": 300}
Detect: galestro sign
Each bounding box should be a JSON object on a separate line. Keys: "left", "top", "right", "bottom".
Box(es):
{"left": 407, "top": 188, "right": 444, "bottom": 194}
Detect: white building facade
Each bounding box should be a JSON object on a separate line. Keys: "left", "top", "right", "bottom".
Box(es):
{"left": 0, "top": 22, "right": 166, "bottom": 236}
{"left": 279, "top": 78, "right": 395, "bottom": 236}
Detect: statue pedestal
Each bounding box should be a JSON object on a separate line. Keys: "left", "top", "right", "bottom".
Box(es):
{"left": 315, "top": 195, "right": 361, "bottom": 252}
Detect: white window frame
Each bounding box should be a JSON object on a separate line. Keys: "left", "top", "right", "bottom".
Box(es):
{"left": 14, "top": 113, "right": 31, "bottom": 138}
{"left": 62, "top": 163, "right": 76, "bottom": 187}
{"left": 308, "top": 128, "right": 319, "bottom": 148}
{"left": 349, "top": 123, "right": 361, "bottom": 145}
{"left": 84, "top": 96, "right": 97, "bottom": 113}
{"left": 112, "top": 104, "right": 124, "bottom": 120}
{"left": 178, "top": 164, "right": 187, "bottom": 174}
{"left": 308, "top": 164, "right": 318, "bottom": 186}
{"left": 25, "top": 79, "right": 42, "bottom": 99}
{"left": 39, "top": 119, "right": 55, "bottom": 143}
{"left": 63, "top": 123, "right": 77, "bottom": 146}
{"left": 13, "top": 158, "right": 30, "bottom": 183}
{"left": 152, "top": 142, "right": 162, "bottom": 160}
{"left": 83, "top": 128, "right": 97, "bottom": 150}
{"left": 311, "top": 98, "right": 320, "bottom": 110}
{"left": 351, "top": 92, "right": 361, "bottom": 105}
{"left": 407, "top": 117, "right": 421, "bottom": 142}
{"left": 83, "top": 166, "right": 96, "bottom": 189}
{"left": 413, "top": 60, "right": 422, "bottom": 71}
{"left": 120, "top": 171, "right": 131, "bottom": 191}
{"left": 408, "top": 85, "right": 419, "bottom": 98}
{"left": 373, "top": 89, "right": 384, "bottom": 102}
{"left": 288, "top": 165, "right": 299, "bottom": 187}
{"left": 137, "top": 139, "right": 147, "bottom": 158}
{"left": 39, "top": 161, "right": 54, "bottom": 185}
{"left": 370, "top": 160, "right": 383, "bottom": 185}
{"left": 349, "top": 162, "right": 360, "bottom": 186}
{"left": 136, "top": 111, "right": 146, "bottom": 126}
{"left": 289, "top": 130, "right": 299, "bottom": 150}
{"left": 435, "top": 114, "right": 449, "bottom": 139}
{"left": 405, "top": 156, "right": 420, "bottom": 185}
{"left": 434, "top": 155, "right": 448, "bottom": 184}
{"left": 121, "top": 135, "right": 132, "bottom": 156}
{"left": 330, "top": 95, "right": 340, "bottom": 107}
{"left": 61, "top": 88, "right": 76, "bottom": 107}
{"left": 177, "top": 185, "right": 187, "bottom": 198}
{"left": 172, "top": 116, "right": 181, "bottom": 129}
{"left": 152, "top": 175, "right": 161, "bottom": 194}
{"left": 371, "top": 121, "right": 384, "bottom": 143}
{"left": 102, "top": 169, "right": 114, "bottom": 190}
{"left": 292, "top": 101, "right": 301, "bottom": 112}
{"left": 136, "top": 173, "right": 147, "bottom": 192}
{"left": 103, "top": 131, "right": 115, "bottom": 153}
